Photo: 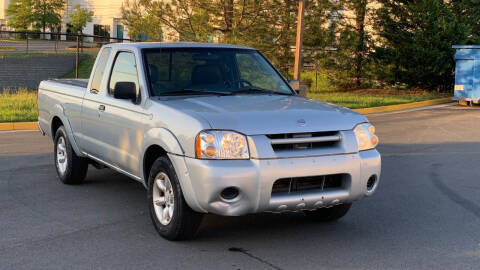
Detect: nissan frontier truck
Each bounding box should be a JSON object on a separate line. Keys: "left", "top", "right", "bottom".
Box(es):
{"left": 37, "top": 43, "right": 381, "bottom": 240}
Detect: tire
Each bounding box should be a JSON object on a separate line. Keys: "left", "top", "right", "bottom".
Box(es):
{"left": 304, "top": 203, "right": 352, "bottom": 222}
{"left": 53, "top": 126, "right": 88, "bottom": 184}
{"left": 147, "top": 156, "right": 203, "bottom": 241}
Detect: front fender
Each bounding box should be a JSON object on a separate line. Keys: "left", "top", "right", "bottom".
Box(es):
{"left": 141, "top": 127, "right": 185, "bottom": 159}
{"left": 140, "top": 127, "right": 205, "bottom": 212}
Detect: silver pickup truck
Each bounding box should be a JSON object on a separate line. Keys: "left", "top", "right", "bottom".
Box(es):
{"left": 38, "top": 43, "right": 381, "bottom": 240}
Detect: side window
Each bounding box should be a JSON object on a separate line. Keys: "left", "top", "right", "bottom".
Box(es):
{"left": 90, "top": 47, "right": 111, "bottom": 91}
{"left": 108, "top": 52, "right": 140, "bottom": 99}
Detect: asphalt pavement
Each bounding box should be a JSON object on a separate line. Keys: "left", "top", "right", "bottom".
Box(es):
{"left": 1, "top": 104, "right": 480, "bottom": 270}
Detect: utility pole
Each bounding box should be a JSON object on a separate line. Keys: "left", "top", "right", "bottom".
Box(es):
{"left": 292, "top": 0, "right": 307, "bottom": 96}
{"left": 293, "top": 0, "right": 305, "bottom": 81}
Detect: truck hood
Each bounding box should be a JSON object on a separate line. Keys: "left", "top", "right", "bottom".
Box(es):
{"left": 157, "top": 95, "right": 367, "bottom": 135}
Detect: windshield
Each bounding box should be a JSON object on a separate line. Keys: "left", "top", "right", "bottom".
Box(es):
{"left": 142, "top": 48, "right": 294, "bottom": 96}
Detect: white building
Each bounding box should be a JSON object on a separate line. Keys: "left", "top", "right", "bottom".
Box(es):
{"left": 0, "top": 0, "right": 136, "bottom": 40}
{"left": 0, "top": 0, "right": 9, "bottom": 30}
{"left": 63, "top": 0, "right": 128, "bottom": 40}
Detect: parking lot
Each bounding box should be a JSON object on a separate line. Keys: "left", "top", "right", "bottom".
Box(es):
{"left": 1, "top": 104, "right": 479, "bottom": 270}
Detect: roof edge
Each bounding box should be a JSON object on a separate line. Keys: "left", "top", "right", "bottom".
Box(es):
{"left": 112, "top": 42, "right": 256, "bottom": 50}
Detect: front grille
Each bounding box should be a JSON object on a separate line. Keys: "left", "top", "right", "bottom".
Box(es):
{"left": 266, "top": 131, "right": 339, "bottom": 140}
{"left": 267, "top": 131, "right": 341, "bottom": 151}
{"left": 271, "top": 174, "right": 346, "bottom": 194}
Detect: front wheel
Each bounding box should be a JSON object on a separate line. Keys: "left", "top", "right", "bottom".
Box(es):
{"left": 304, "top": 203, "right": 352, "bottom": 222}
{"left": 147, "top": 156, "right": 203, "bottom": 240}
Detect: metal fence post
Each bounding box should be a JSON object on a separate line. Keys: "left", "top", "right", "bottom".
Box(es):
{"left": 55, "top": 32, "right": 58, "bottom": 53}
{"left": 75, "top": 34, "right": 79, "bottom": 79}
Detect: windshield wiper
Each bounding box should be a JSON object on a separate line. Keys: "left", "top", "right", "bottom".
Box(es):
{"left": 231, "top": 87, "right": 293, "bottom": 96}
{"left": 160, "top": 89, "right": 232, "bottom": 96}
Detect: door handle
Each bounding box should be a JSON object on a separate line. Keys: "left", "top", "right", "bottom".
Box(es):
{"left": 90, "top": 88, "right": 99, "bottom": 94}
{"left": 98, "top": 105, "right": 105, "bottom": 111}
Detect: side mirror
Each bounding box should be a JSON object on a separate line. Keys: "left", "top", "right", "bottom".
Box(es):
{"left": 288, "top": 80, "right": 307, "bottom": 96}
{"left": 113, "top": 82, "right": 137, "bottom": 102}
{"left": 288, "top": 80, "right": 300, "bottom": 95}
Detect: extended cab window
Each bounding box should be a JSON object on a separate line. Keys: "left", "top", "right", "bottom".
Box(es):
{"left": 90, "top": 47, "right": 111, "bottom": 92}
{"left": 109, "top": 52, "right": 140, "bottom": 101}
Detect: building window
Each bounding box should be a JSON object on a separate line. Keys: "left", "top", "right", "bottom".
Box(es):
{"left": 116, "top": 25, "right": 124, "bottom": 39}
{"left": 94, "top": 24, "right": 110, "bottom": 41}
{"left": 137, "top": 34, "right": 149, "bottom": 41}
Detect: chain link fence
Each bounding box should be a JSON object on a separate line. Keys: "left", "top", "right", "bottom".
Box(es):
{"left": 0, "top": 30, "right": 133, "bottom": 85}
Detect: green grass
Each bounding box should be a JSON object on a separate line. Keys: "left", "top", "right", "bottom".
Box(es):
{"left": 0, "top": 89, "right": 38, "bottom": 122}
{"left": 308, "top": 89, "right": 450, "bottom": 109}
{"left": 0, "top": 47, "right": 16, "bottom": 51}
{"left": 62, "top": 54, "right": 97, "bottom": 79}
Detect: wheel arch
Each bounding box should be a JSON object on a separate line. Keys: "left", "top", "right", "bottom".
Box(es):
{"left": 143, "top": 144, "right": 168, "bottom": 187}
{"left": 141, "top": 128, "right": 205, "bottom": 213}
{"left": 141, "top": 127, "right": 185, "bottom": 181}
{"left": 49, "top": 105, "right": 84, "bottom": 157}
{"left": 51, "top": 116, "right": 63, "bottom": 139}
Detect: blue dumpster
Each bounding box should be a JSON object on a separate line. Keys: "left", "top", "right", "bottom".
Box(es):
{"left": 453, "top": 45, "right": 480, "bottom": 104}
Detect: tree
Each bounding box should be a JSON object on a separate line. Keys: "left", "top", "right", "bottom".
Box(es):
{"left": 121, "top": 0, "right": 294, "bottom": 69}
{"left": 304, "top": 0, "right": 341, "bottom": 51}
{"left": 69, "top": 4, "right": 93, "bottom": 34}
{"left": 264, "top": 0, "right": 297, "bottom": 76}
{"left": 121, "top": 0, "right": 163, "bottom": 41}
{"left": 320, "top": 0, "right": 375, "bottom": 88}
{"left": 302, "top": 0, "right": 343, "bottom": 83}
{"left": 6, "top": 0, "right": 34, "bottom": 31}
{"left": 302, "top": 0, "right": 376, "bottom": 88}
{"left": 342, "top": 0, "right": 369, "bottom": 87}
{"left": 375, "top": 0, "right": 470, "bottom": 90}
{"left": 451, "top": 0, "right": 480, "bottom": 44}
{"left": 32, "top": 0, "right": 65, "bottom": 33}
{"left": 146, "top": 0, "right": 271, "bottom": 43}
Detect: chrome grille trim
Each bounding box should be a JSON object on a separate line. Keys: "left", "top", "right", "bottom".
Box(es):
{"left": 270, "top": 135, "right": 341, "bottom": 145}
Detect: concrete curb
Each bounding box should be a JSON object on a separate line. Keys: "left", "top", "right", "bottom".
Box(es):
{"left": 0, "top": 98, "right": 453, "bottom": 131}
{"left": 0, "top": 122, "right": 38, "bottom": 131}
{"left": 353, "top": 97, "right": 453, "bottom": 115}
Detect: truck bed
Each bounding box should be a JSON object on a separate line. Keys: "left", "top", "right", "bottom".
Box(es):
{"left": 38, "top": 78, "right": 89, "bottom": 136}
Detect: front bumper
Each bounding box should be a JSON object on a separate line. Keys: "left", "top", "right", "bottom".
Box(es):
{"left": 169, "top": 149, "right": 381, "bottom": 216}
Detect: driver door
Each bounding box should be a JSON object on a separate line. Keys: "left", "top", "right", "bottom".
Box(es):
{"left": 83, "top": 50, "right": 147, "bottom": 177}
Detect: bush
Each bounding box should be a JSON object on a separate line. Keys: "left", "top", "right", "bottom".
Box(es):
{"left": 301, "top": 70, "right": 337, "bottom": 92}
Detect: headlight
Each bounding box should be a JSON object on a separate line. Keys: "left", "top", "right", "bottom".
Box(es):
{"left": 195, "top": 130, "right": 250, "bottom": 159}
{"left": 354, "top": 123, "right": 379, "bottom": 151}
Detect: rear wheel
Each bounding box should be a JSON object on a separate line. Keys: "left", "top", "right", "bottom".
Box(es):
{"left": 147, "top": 156, "right": 203, "bottom": 240}
{"left": 54, "top": 126, "right": 88, "bottom": 184}
{"left": 304, "top": 203, "right": 352, "bottom": 222}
